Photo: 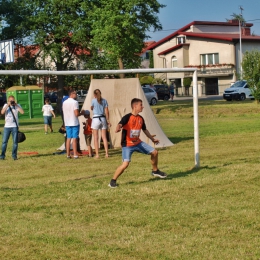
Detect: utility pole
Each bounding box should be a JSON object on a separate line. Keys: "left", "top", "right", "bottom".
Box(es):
{"left": 239, "top": 6, "right": 244, "bottom": 79}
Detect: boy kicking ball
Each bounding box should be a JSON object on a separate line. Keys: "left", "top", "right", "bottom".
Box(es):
{"left": 109, "top": 98, "right": 167, "bottom": 188}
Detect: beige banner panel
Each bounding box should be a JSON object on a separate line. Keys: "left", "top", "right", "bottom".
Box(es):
{"left": 79, "top": 78, "right": 173, "bottom": 150}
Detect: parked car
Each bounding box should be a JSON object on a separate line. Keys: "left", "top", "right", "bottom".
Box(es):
{"left": 0, "top": 92, "right": 7, "bottom": 107}
{"left": 153, "top": 84, "right": 170, "bottom": 100}
{"left": 141, "top": 84, "right": 151, "bottom": 88}
{"left": 142, "top": 87, "right": 158, "bottom": 105}
{"left": 44, "top": 91, "right": 58, "bottom": 103}
{"left": 223, "top": 80, "right": 254, "bottom": 101}
{"left": 77, "top": 89, "right": 88, "bottom": 103}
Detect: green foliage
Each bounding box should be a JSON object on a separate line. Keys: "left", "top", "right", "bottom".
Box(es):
{"left": 0, "top": 45, "right": 39, "bottom": 87}
{"left": 152, "top": 78, "right": 165, "bottom": 84}
{"left": 0, "top": 0, "right": 92, "bottom": 94}
{"left": 183, "top": 77, "right": 192, "bottom": 87}
{"left": 242, "top": 50, "right": 260, "bottom": 102}
{"left": 230, "top": 13, "right": 245, "bottom": 22}
{"left": 140, "top": 75, "right": 154, "bottom": 85}
{"left": 89, "top": 0, "right": 164, "bottom": 72}
{"left": 149, "top": 50, "right": 154, "bottom": 68}
{"left": 0, "top": 0, "right": 165, "bottom": 86}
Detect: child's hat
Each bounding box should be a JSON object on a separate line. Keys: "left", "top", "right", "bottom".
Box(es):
{"left": 84, "top": 110, "right": 90, "bottom": 115}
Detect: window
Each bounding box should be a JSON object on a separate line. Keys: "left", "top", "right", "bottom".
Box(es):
{"left": 171, "top": 56, "right": 177, "bottom": 67}
{"left": 177, "top": 37, "right": 185, "bottom": 44}
{"left": 201, "top": 53, "right": 219, "bottom": 65}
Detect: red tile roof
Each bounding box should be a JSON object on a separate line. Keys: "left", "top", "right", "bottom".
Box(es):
{"left": 147, "top": 20, "right": 255, "bottom": 50}
{"left": 140, "top": 41, "right": 156, "bottom": 55}
{"left": 158, "top": 43, "right": 190, "bottom": 55}
{"left": 181, "top": 32, "right": 260, "bottom": 42}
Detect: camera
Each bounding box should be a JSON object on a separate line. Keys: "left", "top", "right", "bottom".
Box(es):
{"left": 10, "top": 101, "right": 15, "bottom": 105}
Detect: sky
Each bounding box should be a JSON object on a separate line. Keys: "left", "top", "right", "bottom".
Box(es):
{"left": 147, "top": 0, "right": 260, "bottom": 42}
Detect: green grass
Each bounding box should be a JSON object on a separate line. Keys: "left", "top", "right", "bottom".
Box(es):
{"left": 0, "top": 99, "right": 260, "bottom": 259}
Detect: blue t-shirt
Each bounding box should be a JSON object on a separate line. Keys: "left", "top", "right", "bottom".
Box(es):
{"left": 91, "top": 98, "right": 108, "bottom": 115}
{"left": 170, "top": 84, "right": 174, "bottom": 93}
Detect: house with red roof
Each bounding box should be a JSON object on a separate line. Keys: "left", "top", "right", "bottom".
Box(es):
{"left": 147, "top": 20, "right": 260, "bottom": 96}
{"left": 140, "top": 41, "right": 156, "bottom": 68}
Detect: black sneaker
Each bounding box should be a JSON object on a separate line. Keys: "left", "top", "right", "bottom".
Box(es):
{"left": 151, "top": 169, "right": 167, "bottom": 178}
{"left": 108, "top": 179, "right": 117, "bottom": 188}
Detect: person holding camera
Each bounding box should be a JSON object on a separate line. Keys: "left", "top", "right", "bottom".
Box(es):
{"left": 0, "top": 95, "right": 24, "bottom": 160}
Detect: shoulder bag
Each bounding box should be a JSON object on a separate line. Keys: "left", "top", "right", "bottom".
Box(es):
{"left": 9, "top": 105, "right": 26, "bottom": 143}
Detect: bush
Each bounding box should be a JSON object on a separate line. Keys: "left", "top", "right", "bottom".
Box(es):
{"left": 183, "top": 77, "right": 192, "bottom": 87}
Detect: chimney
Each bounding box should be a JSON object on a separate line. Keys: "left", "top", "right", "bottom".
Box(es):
{"left": 228, "top": 19, "right": 239, "bottom": 25}
{"left": 242, "top": 27, "right": 251, "bottom": 36}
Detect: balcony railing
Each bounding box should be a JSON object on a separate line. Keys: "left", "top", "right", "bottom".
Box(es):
{"left": 184, "top": 64, "right": 235, "bottom": 77}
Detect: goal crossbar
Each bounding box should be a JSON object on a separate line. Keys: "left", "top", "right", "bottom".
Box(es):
{"left": 0, "top": 68, "right": 200, "bottom": 168}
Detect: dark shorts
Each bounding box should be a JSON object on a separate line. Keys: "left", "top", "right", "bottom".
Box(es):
{"left": 84, "top": 134, "right": 92, "bottom": 146}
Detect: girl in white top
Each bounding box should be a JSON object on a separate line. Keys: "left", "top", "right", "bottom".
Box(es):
{"left": 42, "top": 98, "right": 56, "bottom": 134}
{"left": 91, "top": 89, "right": 111, "bottom": 158}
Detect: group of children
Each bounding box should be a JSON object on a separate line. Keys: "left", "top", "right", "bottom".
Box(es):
{"left": 42, "top": 97, "right": 93, "bottom": 157}
{"left": 42, "top": 90, "right": 167, "bottom": 188}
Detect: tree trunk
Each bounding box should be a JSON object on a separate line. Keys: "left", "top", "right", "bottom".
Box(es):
{"left": 118, "top": 57, "right": 125, "bottom": 78}
{"left": 56, "top": 62, "right": 65, "bottom": 115}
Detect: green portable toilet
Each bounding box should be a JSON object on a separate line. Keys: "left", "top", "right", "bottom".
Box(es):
{"left": 25, "top": 85, "right": 44, "bottom": 118}
{"left": 6, "top": 85, "right": 44, "bottom": 119}
{"left": 6, "top": 86, "right": 30, "bottom": 119}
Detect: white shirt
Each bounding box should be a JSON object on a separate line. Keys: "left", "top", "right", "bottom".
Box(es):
{"left": 62, "top": 98, "right": 79, "bottom": 126}
{"left": 3, "top": 104, "right": 22, "bottom": 128}
{"left": 42, "top": 104, "right": 54, "bottom": 116}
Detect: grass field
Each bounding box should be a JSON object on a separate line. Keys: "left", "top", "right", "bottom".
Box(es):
{"left": 0, "top": 98, "right": 260, "bottom": 259}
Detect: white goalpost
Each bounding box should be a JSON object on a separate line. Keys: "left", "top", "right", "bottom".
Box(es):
{"left": 0, "top": 68, "right": 200, "bottom": 168}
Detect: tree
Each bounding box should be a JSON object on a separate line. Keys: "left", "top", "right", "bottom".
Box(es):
{"left": 89, "top": 0, "right": 164, "bottom": 78}
{"left": 242, "top": 50, "right": 260, "bottom": 102}
{"left": 0, "top": 44, "right": 40, "bottom": 87}
{"left": 183, "top": 77, "right": 192, "bottom": 96}
{"left": 149, "top": 51, "right": 154, "bottom": 68}
{"left": 0, "top": 0, "right": 165, "bottom": 98}
{"left": 183, "top": 77, "right": 192, "bottom": 87}
{"left": 229, "top": 13, "right": 245, "bottom": 22}
{"left": 0, "top": 0, "right": 92, "bottom": 109}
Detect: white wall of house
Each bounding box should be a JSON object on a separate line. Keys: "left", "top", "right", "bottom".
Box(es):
{"left": 187, "top": 38, "right": 236, "bottom": 66}
{"left": 234, "top": 42, "right": 260, "bottom": 77}
{"left": 153, "top": 35, "right": 237, "bottom": 93}
{"left": 151, "top": 21, "right": 260, "bottom": 96}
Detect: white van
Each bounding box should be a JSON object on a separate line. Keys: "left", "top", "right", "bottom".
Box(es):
{"left": 223, "top": 80, "right": 254, "bottom": 101}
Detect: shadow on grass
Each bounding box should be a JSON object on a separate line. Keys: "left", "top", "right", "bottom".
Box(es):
{"left": 125, "top": 165, "right": 217, "bottom": 186}
{"left": 0, "top": 186, "right": 23, "bottom": 191}
{"left": 167, "top": 136, "right": 194, "bottom": 144}
{"left": 165, "top": 165, "right": 217, "bottom": 179}
{"left": 20, "top": 147, "right": 123, "bottom": 158}
{"left": 153, "top": 99, "right": 253, "bottom": 114}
